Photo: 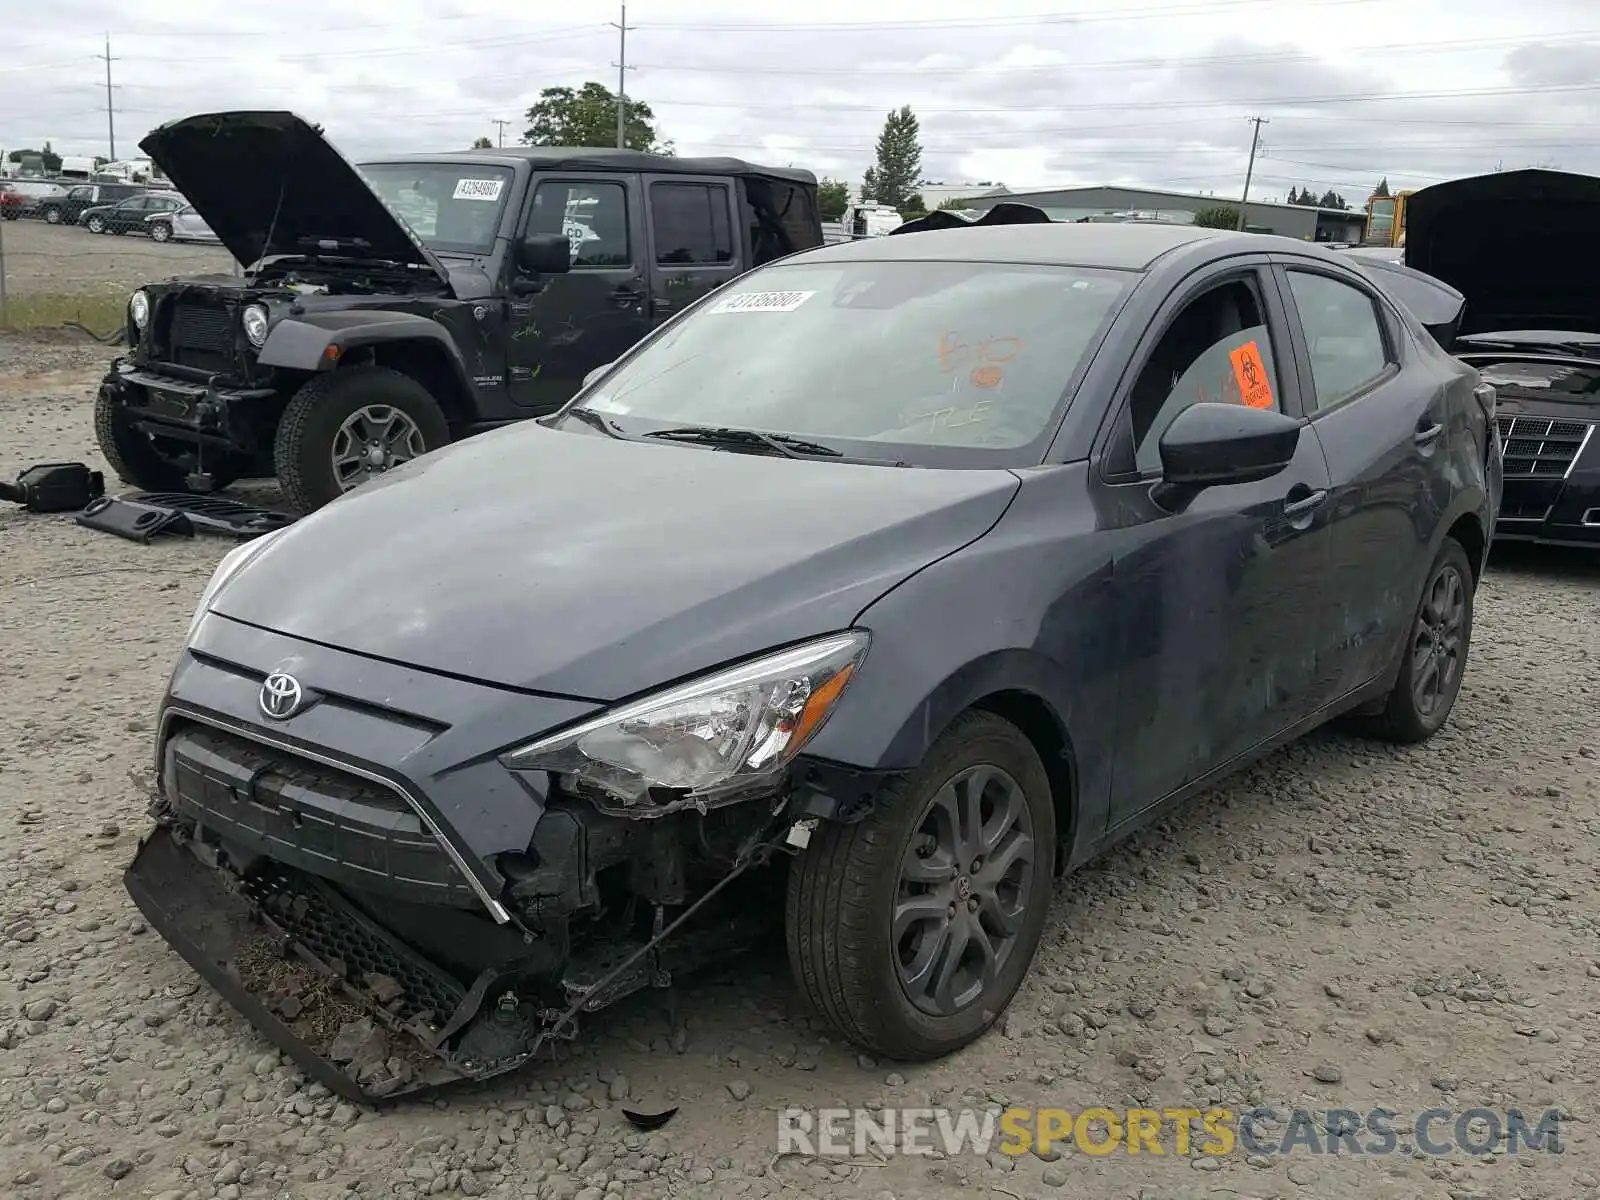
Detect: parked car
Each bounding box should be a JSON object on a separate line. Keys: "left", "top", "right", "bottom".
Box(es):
{"left": 0, "top": 184, "right": 22, "bottom": 220}
{"left": 38, "top": 181, "right": 146, "bottom": 226}
{"left": 146, "top": 203, "right": 218, "bottom": 244}
{"left": 1403, "top": 168, "right": 1600, "bottom": 549}
{"left": 0, "top": 178, "right": 69, "bottom": 218}
{"left": 79, "top": 191, "right": 186, "bottom": 235}
{"left": 125, "top": 216, "right": 1498, "bottom": 1103}
{"left": 96, "top": 110, "right": 824, "bottom": 512}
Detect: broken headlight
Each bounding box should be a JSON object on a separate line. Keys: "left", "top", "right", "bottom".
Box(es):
{"left": 242, "top": 304, "right": 269, "bottom": 347}
{"left": 501, "top": 631, "right": 869, "bottom": 803}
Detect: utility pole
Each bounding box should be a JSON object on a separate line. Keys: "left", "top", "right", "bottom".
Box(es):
{"left": 99, "top": 35, "right": 118, "bottom": 162}
{"left": 610, "top": 3, "right": 633, "bottom": 149}
{"left": 491, "top": 118, "right": 512, "bottom": 148}
{"left": 1237, "top": 115, "right": 1268, "bottom": 232}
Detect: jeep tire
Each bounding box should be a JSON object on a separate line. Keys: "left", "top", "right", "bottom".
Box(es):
{"left": 785, "top": 710, "right": 1057, "bottom": 1061}
{"left": 94, "top": 387, "right": 244, "bottom": 493}
{"left": 273, "top": 365, "right": 451, "bottom": 513}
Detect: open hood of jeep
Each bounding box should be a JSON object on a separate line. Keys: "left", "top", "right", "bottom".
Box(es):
{"left": 1405, "top": 169, "right": 1600, "bottom": 337}
{"left": 139, "top": 110, "right": 449, "bottom": 283}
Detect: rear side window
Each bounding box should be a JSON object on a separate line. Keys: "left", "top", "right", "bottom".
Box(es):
{"left": 650, "top": 183, "right": 734, "bottom": 265}
{"left": 1287, "top": 271, "right": 1392, "bottom": 410}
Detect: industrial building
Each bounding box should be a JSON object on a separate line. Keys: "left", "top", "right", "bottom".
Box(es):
{"left": 959, "top": 185, "right": 1368, "bottom": 243}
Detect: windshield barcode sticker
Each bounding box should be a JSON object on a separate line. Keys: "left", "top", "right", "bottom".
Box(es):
{"left": 710, "top": 290, "right": 816, "bottom": 313}
{"left": 453, "top": 178, "right": 504, "bottom": 202}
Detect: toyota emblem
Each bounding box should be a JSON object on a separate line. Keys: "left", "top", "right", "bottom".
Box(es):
{"left": 259, "top": 672, "right": 305, "bottom": 721}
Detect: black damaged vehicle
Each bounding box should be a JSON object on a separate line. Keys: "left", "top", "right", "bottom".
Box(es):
{"left": 1403, "top": 168, "right": 1600, "bottom": 549}
{"left": 95, "top": 110, "right": 822, "bottom": 512}
{"left": 126, "top": 217, "right": 1498, "bottom": 1102}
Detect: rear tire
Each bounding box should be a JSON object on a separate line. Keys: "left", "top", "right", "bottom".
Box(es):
{"left": 785, "top": 710, "right": 1057, "bottom": 1061}
{"left": 150, "top": 221, "right": 172, "bottom": 243}
{"left": 44, "top": 206, "right": 62, "bottom": 225}
{"left": 1346, "top": 537, "right": 1475, "bottom": 744}
{"left": 85, "top": 214, "right": 106, "bottom": 233}
{"left": 94, "top": 387, "right": 244, "bottom": 493}
{"left": 272, "top": 365, "right": 451, "bottom": 513}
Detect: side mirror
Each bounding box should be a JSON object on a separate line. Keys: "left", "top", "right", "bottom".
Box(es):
{"left": 581, "top": 362, "right": 614, "bottom": 390}
{"left": 518, "top": 233, "right": 572, "bottom": 276}
{"left": 1151, "top": 402, "right": 1302, "bottom": 512}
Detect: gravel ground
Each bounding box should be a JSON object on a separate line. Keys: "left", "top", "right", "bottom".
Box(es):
{"left": 0, "top": 220, "right": 234, "bottom": 299}
{"left": 2, "top": 330, "right": 1599, "bottom": 1200}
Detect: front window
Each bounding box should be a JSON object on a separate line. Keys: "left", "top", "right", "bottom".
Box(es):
{"left": 358, "top": 162, "right": 514, "bottom": 255}
{"left": 569, "top": 259, "right": 1131, "bottom": 465}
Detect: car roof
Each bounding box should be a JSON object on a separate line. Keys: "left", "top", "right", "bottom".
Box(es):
{"left": 786, "top": 222, "right": 1285, "bottom": 271}
{"left": 362, "top": 147, "right": 816, "bottom": 187}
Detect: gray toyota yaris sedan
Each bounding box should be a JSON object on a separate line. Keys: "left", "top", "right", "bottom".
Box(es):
{"left": 126, "top": 220, "right": 1498, "bottom": 1102}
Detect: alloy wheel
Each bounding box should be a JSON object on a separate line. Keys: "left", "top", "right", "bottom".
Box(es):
{"left": 1411, "top": 561, "right": 1466, "bottom": 718}
{"left": 330, "top": 404, "right": 428, "bottom": 491}
{"left": 894, "top": 764, "right": 1037, "bottom": 1016}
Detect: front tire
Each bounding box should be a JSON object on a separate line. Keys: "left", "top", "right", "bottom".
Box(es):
{"left": 1348, "top": 537, "right": 1475, "bottom": 744}
{"left": 94, "top": 387, "right": 244, "bottom": 493}
{"left": 149, "top": 221, "right": 172, "bottom": 243}
{"left": 272, "top": 365, "right": 451, "bottom": 513}
{"left": 785, "top": 710, "right": 1056, "bottom": 1061}
{"left": 85, "top": 214, "right": 106, "bottom": 234}
{"left": 43, "top": 206, "right": 62, "bottom": 225}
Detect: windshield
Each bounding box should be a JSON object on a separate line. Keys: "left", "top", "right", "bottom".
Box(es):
{"left": 358, "top": 162, "right": 513, "bottom": 255}
{"left": 571, "top": 259, "right": 1130, "bottom": 464}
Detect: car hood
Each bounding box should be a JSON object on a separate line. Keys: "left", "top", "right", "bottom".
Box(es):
{"left": 1405, "top": 169, "right": 1600, "bottom": 337}
{"left": 139, "top": 110, "right": 449, "bottom": 284}
{"left": 210, "top": 424, "right": 1020, "bottom": 701}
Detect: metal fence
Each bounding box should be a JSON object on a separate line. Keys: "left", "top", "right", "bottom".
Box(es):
{"left": 0, "top": 204, "right": 237, "bottom": 335}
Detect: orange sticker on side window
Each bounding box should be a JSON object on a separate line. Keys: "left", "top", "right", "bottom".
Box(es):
{"left": 1229, "top": 341, "right": 1274, "bottom": 409}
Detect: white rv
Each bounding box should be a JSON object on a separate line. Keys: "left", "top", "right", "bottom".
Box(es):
{"left": 843, "top": 204, "right": 903, "bottom": 238}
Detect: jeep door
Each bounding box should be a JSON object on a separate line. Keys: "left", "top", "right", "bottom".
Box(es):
{"left": 642, "top": 174, "right": 747, "bottom": 319}
{"left": 505, "top": 173, "right": 653, "bottom": 413}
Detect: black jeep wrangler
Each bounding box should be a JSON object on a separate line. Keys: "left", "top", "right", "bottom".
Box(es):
{"left": 96, "top": 111, "right": 824, "bottom": 512}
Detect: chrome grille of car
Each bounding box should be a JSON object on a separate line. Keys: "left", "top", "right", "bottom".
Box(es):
{"left": 1495, "top": 416, "right": 1593, "bottom": 478}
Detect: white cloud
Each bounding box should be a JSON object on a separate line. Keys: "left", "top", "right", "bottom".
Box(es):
{"left": 4, "top": 0, "right": 1600, "bottom": 204}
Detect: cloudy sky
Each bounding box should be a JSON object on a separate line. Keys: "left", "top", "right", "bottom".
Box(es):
{"left": 5, "top": 0, "right": 1600, "bottom": 203}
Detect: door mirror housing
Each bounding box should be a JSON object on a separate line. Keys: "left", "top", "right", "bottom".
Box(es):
{"left": 518, "top": 233, "right": 572, "bottom": 276}
{"left": 1152, "top": 402, "right": 1302, "bottom": 511}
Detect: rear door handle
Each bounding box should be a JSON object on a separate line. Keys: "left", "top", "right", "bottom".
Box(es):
{"left": 1283, "top": 488, "right": 1328, "bottom": 518}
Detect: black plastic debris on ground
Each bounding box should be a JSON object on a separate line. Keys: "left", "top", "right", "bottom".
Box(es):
{"left": 0, "top": 463, "right": 105, "bottom": 513}
{"left": 75, "top": 491, "right": 297, "bottom": 544}
{"left": 76, "top": 496, "right": 195, "bottom": 544}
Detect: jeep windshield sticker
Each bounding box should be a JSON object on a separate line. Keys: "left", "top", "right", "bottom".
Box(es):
{"left": 452, "top": 178, "right": 505, "bottom": 202}
{"left": 710, "top": 290, "right": 816, "bottom": 313}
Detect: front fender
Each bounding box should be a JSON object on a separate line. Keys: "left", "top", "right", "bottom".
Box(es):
{"left": 257, "top": 310, "right": 470, "bottom": 381}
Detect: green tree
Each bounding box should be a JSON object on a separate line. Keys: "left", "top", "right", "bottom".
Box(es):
{"left": 471, "top": 135, "right": 494, "bottom": 149}
{"left": 1317, "top": 189, "right": 1348, "bottom": 210}
{"left": 870, "top": 106, "right": 922, "bottom": 211}
{"left": 7, "top": 143, "right": 62, "bottom": 173}
{"left": 1374, "top": 177, "right": 1390, "bottom": 197}
{"left": 938, "top": 196, "right": 973, "bottom": 210}
{"left": 816, "top": 178, "right": 850, "bottom": 221}
{"left": 1192, "top": 204, "right": 1241, "bottom": 229}
{"left": 899, "top": 192, "right": 927, "bottom": 220}
{"left": 523, "top": 82, "right": 662, "bottom": 151}
{"left": 859, "top": 166, "right": 879, "bottom": 204}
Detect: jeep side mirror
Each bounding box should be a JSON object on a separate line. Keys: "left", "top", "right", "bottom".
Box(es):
{"left": 518, "top": 233, "right": 572, "bottom": 276}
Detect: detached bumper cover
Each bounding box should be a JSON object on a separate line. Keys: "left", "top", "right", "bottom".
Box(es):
{"left": 125, "top": 826, "right": 545, "bottom": 1104}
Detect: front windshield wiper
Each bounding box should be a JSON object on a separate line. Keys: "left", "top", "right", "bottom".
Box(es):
{"left": 642, "top": 425, "right": 843, "bottom": 459}
{"left": 557, "top": 407, "right": 629, "bottom": 438}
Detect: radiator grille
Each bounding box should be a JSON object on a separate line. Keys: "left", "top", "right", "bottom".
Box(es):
{"left": 1495, "top": 416, "right": 1592, "bottom": 478}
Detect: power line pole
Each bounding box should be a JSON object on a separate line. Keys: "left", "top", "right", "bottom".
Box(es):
{"left": 610, "top": 3, "right": 633, "bottom": 149}
{"left": 99, "top": 35, "right": 118, "bottom": 162}
{"left": 491, "top": 118, "right": 512, "bottom": 148}
{"left": 1237, "top": 115, "right": 1268, "bottom": 232}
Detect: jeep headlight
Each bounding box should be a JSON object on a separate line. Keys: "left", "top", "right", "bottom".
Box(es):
{"left": 502, "top": 631, "right": 869, "bottom": 803}
{"left": 129, "top": 289, "right": 149, "bottom": 330}
{"left": 242, "top": 303, "right": 269, "bottom": 347}
{"left": 186, "top": 529, "right": 285, "bottom": 642}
